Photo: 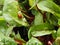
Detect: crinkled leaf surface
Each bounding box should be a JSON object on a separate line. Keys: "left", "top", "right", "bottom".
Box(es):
{"left": 0, "top": 0, "right": 4, "bottom": 5}
{"left": 58, "top": 19, "right": 60, "bottom": 25}
{"left": 26, "top": 37, "right": 43, "bottom": 45}
{"left": 31, "top": 30, "right": 55, "bottom": 37}
{"left": 3, "top": 0, "right": 29, "bottom": 26}
{"left": 37, "top": 0, "right": 60, "bottom": 18}
{"left": 53, "top": 37, "right": 60, "bottom": 45}
{"left": 29, "top": 0, "right": 39, "bottom": 9}
{"left": 0, "top": 36, "right": 17, "bottom": 45}
{"left": 57, "top": 28, "right": 60, "bottom": 37}
{"left": 46, "top": 13, "right": 58, "bottom": 26}
{"left": 0, "top": 16, "right": 17, "bottom": 45}
{"left": 28, "top": 23, "right": 54, "bottom": 39}
{"left": 32, "top": 9, "right": 43, "bottom": 25}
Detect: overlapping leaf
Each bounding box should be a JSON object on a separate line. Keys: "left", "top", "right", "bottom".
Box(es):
{"left": 37, "top": 0, "right": 60, "bottom": 18}
{"left": 32, "top": 9, "right": 43, "bottom": 25}
{"left": 26, "top": 37, "right": 43, "bottom": 45}
{"left": 28, "top": 23, "right": 54, "bottom": 39}
{"left": 3, "top": 0, "right": 29, "bottom": 26}
{"left": 57, "top": 28, "right": 60, "bottom": 37}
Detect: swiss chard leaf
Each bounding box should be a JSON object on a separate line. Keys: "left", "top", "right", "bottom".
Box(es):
{"left": 53, "top": 37, "right": 60, "bottom": 45}
{"left": 37, "top": 0, "right": 60, "bottom": 18}
{"left": 58, "top": 19, "right": 60, "bottom": 25}
{"left": 46, "top": 13, "right": 58, "bottom": 26}
{"left": 32, "top": 9, "right": 43, "bottom": 25}
{"left": 29, "top": 0, "right": 39, "bottom": 9}
{"left": 26, "top": 37, "right": 43, "bottom": 45}
{"left": 0, "top": 0, "right": 4, "bottom": 5}
{"left": 3, "top": 0, "right": 29, "bottom": 26}
{"left": 57, "top": 28, "right": 60, "bottom": 37}
{"left": 1, "top": 36, "right": 17, "bottom": 45}
{"left": 31, "top": 30, "right": 55, "bottom": 37}
{"left": 28, "top": 23, "right": 54, "bottom": 39}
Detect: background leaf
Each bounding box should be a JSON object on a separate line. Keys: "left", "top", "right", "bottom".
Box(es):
{"left": 31, "top": 30, "right": 55, "bottom": 37}
{"left": 26, "top": 37, "right": 43, "bottom": 45}
{"left": 37, "top": 0, "right": 60, "bottom": 18}
{"left": 32, "top": 9, "right": 43, "bottom": 25}
{"left": 57, "top": 28, "right": 60, "bottom": 37}
{"left": 28, "top": 23, "right": 54, "bottom": 39}
{"left": 3, "top": 0, "right": 29, "bottom": 26}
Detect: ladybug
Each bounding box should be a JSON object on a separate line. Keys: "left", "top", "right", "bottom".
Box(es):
{"left": 18, "top": 14, "right": 23, "bottom": 19}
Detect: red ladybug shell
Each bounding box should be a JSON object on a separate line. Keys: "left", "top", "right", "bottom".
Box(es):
{"left": 18, "top": 14, "right": 22, "bottom": 19}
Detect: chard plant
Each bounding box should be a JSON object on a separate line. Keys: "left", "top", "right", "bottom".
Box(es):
{"left": 0, "top": 0, "right": 60, "bottom": 45}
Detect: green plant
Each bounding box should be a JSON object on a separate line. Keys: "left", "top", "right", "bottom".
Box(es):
{"left": 0, "top": 0, "right": 60, "bottom": 45}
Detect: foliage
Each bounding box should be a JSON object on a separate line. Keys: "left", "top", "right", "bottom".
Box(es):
{"left": 0, "top": 0, "right": 60, "bottom": 45}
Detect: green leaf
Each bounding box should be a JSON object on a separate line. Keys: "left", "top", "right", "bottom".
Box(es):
{"left": 0, "top": 16, "right": 14, "bottom": 36}
{"left": 14, "top": 32, "right": 21, "bottom": 40}
{"left": 0, "top": 32, "right": 17, "bottom": 45}
{"left": 31, "top": 30, "right": 55, "bottom": 37}
{"left": 52, "top": 30, "right": 57, "bottom": 39}
{"left": 57, "top": 28, "right": 60, "bottom": 37}
{"left": 6, "top": 26, "right": 15, "bottom": 36}
{"left": 3, "top": 14, "right": 16, "bottom": 26}
{"left": 0, "top": 16, "right": 8, "bottom": 34}
{"left": 29, "top": 0, "right": 35, "bottom": 7}
{"left": 58, "top": 19, "right": 60, "bottom": 25}
{"left": 32, "top": 9, "right": 43, "bottom": 25}
{"left": 0, "top": 0, "right": 4, "bottom": 5}
{"left": 3, "top": 0, "right": 18, "bottom": 26}
{"left": 0, "top": 16, "right": 6, "bottom": 26}
{"left": 26, "top": 37, "right": 43, "bottom": 45}
{"left": 53, "top": 37, "right": 60, "bottom": 45}
{"left": 37, "top": 0, "right": 60, "bottom": 18}
{"left": 3, "top": 0, "right": 29, "bottom": 26}
{"left": 0, "top": 11, "right": 2, "bottom": 16}
{"left": 0, "top": 16, "right": 14, "bottom": 37}
{"left": 29, "top": 0, "right": 39, "bottom": 9}
{"left": 14, "top": 32, "right": 26, "bottom": 43}
{"left": 1, "top": 37, "right": 17, "bottom": 45}
{"left": 46, "top": 13, "right": 58, "bottom": 26}
{"left": 28, "top": 23, "right": 54, "bottom": 39}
